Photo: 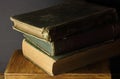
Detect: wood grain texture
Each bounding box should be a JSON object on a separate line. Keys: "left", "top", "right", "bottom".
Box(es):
{"left": 0, "top": 73, "right": 4, "bottom": 79}
{"left": 4, "top": 50, "right": 111, "bottom": 79}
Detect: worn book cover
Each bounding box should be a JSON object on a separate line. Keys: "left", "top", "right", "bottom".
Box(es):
{"left": 10, "top": 1, "right": 117, "bottom": 41}
{"left": 22, "top": 39, "right": 120, "bottom": 76}
{"left": 4, "top": 50, "right": 111, "bottom": 79}
{"left": 24, "top": 24, "right": 116, "bottom": 56}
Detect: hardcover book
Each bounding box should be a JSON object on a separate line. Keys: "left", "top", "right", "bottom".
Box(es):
{"left": 23, "top": 24, "right": 116, "bottom": 56}
{"left": 22, "top": 39, "right": 120, "bottom": 76}
{"left": 10, "top": 1, "right": 117, "bottom": 41}
{"left": 4, "top": 50, "right": 111, "bottom": 79}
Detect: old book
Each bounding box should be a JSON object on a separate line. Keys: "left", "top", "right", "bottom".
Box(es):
{"left": 10, "top": 1, "right": 117, "bottom": 42}
{"left": 23, "top": 24, "right": 116, "bottom": 56}
{"left": 22, "top": 39, "right": 120, "bottom": 76}
{"left": 4, "top": 50, "right": 111, "bottom": 79}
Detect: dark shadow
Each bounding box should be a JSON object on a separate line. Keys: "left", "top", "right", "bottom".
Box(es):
{"left": 110, "top": 55, "right": 120, "bottom": 79}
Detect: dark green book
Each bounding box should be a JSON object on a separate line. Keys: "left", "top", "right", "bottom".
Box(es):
{"left": 11, "top": 1, "right": 117, "bottom": 41}
{"left": 24, "top": 24, "right": 117, "bottom": 56}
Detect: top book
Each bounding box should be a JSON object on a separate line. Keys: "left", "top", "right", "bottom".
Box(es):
{"left": 10, "top": 1, "right": 117, "bottom": 41}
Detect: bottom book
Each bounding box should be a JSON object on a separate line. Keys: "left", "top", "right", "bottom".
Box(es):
{"left": 4, "top": 50, "right": 111, "bottom": 79}
{"left": 22, "top": 39, "right": 120, "bottom": 76}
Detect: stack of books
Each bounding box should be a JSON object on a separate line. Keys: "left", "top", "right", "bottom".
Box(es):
{"left": 4, "top": 0, "right": 120, "bottom": 78}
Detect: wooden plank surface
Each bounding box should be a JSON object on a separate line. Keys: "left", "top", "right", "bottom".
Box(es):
{"left": 4, "top": 50, "right": 111, "bottom": 79}
{"left": 0, "top": 73, "right": 4, "bottom": 79}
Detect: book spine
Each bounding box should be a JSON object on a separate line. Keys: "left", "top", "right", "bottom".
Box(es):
{"left": 49, "top": 8, "right": 117, "bottom": 41}
{"left": 53, "top": 24, "right": 116, "bottom": 55}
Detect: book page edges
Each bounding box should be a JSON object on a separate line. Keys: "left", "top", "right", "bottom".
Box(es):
{"left": 22, "top": 39, "right": 55, "bottom": 76}
{"left": 10, "top": 17, "right": 49, "bottom": 41}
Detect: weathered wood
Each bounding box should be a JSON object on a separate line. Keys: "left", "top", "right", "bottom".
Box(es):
{"left": 4, "top": 50, "right": 111, "bottom": 79}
